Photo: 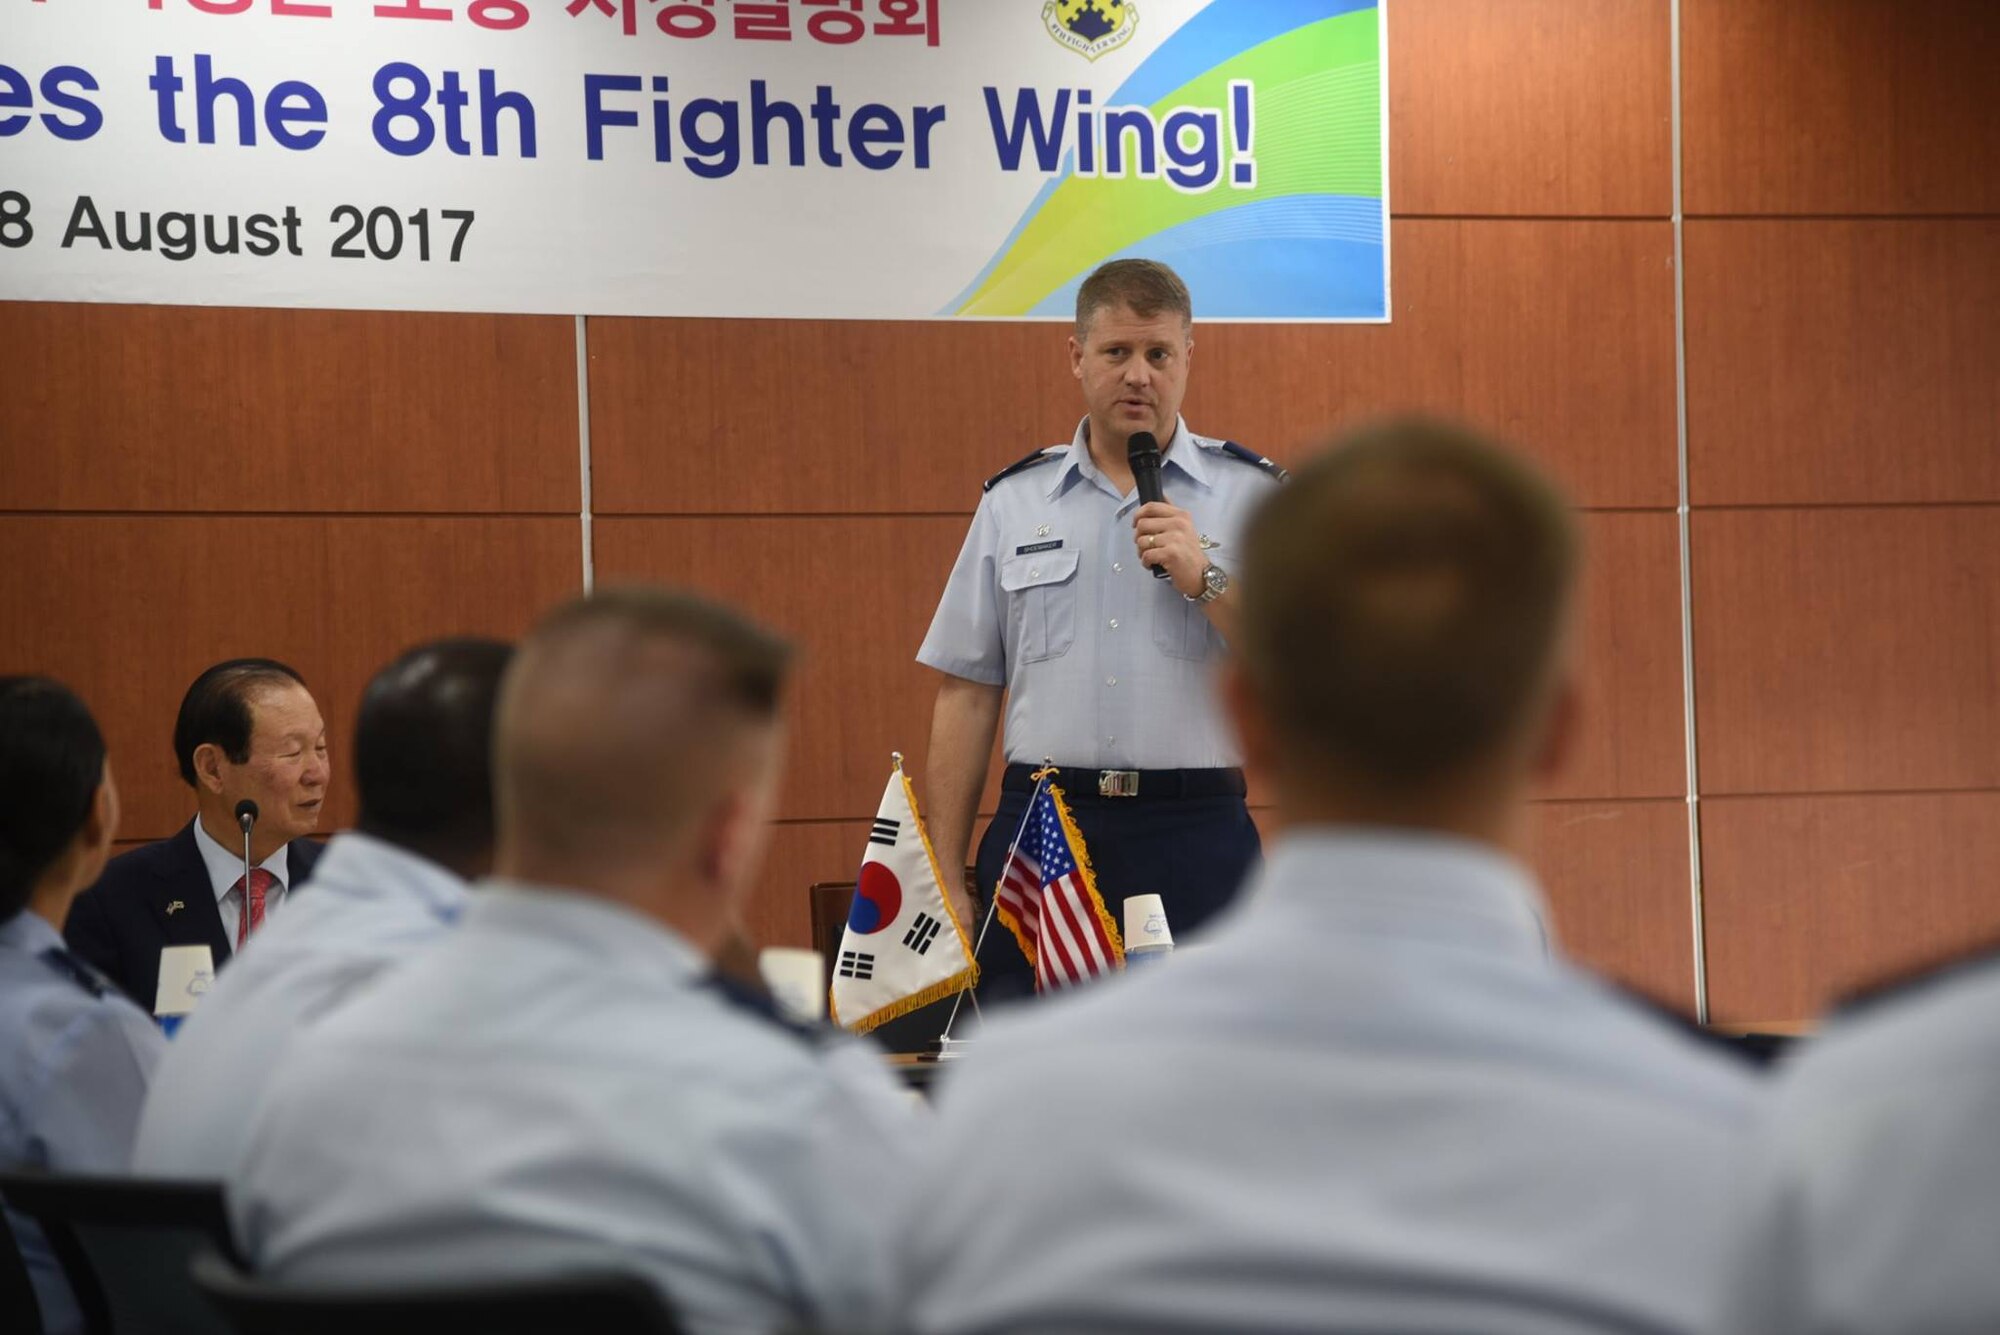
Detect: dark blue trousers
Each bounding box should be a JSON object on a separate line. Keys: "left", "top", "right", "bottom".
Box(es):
{"left": 969, "top": 788, "right": 1262, "bottom": 1007}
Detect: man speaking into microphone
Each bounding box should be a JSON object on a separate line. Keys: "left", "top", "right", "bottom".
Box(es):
{"left": 918, "top": 259, "right": 1286, "bottom": 1004}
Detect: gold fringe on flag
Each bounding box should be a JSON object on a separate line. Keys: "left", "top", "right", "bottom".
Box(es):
{"left": 834, "top": 756, "right": 980, "bottom": 1035}
{"left": 993, "top": 769, "right": 1125, "bottom": 979}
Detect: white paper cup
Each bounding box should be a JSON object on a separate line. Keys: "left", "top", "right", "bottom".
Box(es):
{"left": 1122, "top": 894, "right": 1175, "bottom": 956}
{"left": 154, "top": 945, "right": 216, "bottom": 1019}
{"left": 758, "top": 947, "right": 827, "bottom": 1023}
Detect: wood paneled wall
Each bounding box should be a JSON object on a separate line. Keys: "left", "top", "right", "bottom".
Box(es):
{"left": 3, "top": 1, "right": 1993, "bottom": 1023}
{"left": 1681, "top": 0, "right": 1999, "bottom": 1023}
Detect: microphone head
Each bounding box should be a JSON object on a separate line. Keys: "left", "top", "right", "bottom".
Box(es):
{"left": 234, "top": 799, "right": 259, "bottom": 829}
{"left": 1126, "top": 431, "right": 1161, "bottom": 464}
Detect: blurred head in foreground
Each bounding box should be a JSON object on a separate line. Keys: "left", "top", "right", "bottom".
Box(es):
{"left": 0, "top": 677, "right": 119, "bottom": 926}
{"left": 1229, "top": 417, "right": 1581, "bottom": 848}
{"left": 353, "top": 637, "right": 514, "bottom": 880}
{"left": 493, "top": 586, "right": 793, "bottom": 954}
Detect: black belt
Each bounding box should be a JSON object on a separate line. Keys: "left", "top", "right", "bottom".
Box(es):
{"left": 1002, "top": 763, "right": 1246, "bottom": 802}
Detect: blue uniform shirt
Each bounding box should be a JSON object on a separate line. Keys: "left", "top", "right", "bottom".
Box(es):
{"left": 918, "top": 416, "right": 1281, "bottom": 770}
{"left": 0, "top": 908, "right": 166, "bottom": 1335}
{"left": 133, "top": 832, "right": 467, "bottom": 1180}
{"left": 893, "top": 832, "right": 1760, "bottom": 1334}
{"left": 231, "top": 882, "right": 924, "bottom": 1335}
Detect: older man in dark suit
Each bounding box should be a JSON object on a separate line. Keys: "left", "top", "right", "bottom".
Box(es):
{"left": 65, "top": 659, "right": 329, "bottom": 1011}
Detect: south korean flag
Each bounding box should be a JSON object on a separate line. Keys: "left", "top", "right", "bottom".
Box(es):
{"left": 830, "top": 757, "right": 979, "bottom": 1034}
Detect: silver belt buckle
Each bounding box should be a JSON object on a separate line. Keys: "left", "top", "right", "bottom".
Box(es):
{"left": 1098, "top": 770, "right": 1140, "bottom": 798}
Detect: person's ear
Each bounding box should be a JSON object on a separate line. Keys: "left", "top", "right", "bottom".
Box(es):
{"left": 1529, "top": 671, "right": 1582, "bottom": 784}
{"left": 696, "top": 790, "right": 755, "bottom": 896}
{"left": 69, "top": 762, "right": 121, "bottom": 890}
{"left": 192, "top": 742, "right": 229, "bottom": 796}
{"left": 84, "top": 762, "right": 120, "bottom": 851}
{"left": 1068, "top": 334, "right": 1085, "bottom": 382}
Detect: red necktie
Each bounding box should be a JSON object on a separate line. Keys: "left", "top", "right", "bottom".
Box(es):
{"left": 234, "top": 868, "right": 277, "bottom": 948}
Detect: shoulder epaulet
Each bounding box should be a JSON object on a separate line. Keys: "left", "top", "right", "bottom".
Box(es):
{"left": 1836, "top": 938, "right": 2000, "bottom": 1021}
{"left": 1602, "top": 979, "right": 1787, "bottom": 1069}
{"left": 39, "top": 946, "right": 113, "bottom": 1000}
{"left": 982, "top": 447, "right": 1064, "bottom": 493}
{"left": 702, "top": 970, "right": 830, "bottom": 1048}
{"left": 1219, "top": 441, "right": 1290, "bottom": 484}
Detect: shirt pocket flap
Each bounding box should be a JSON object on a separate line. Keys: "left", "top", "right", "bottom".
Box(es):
{"left": 1000, "top": 549, "right": 1081, "bottom": 593}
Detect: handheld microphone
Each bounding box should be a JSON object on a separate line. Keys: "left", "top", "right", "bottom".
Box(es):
{"left": 234, "top": 800, "right": 259, "bottom": 903}
{"left": 1127, "top": 431, "right": 1171, "bottom": 580}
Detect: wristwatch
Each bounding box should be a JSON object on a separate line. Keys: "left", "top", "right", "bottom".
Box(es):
{"left": 1187, "top": 562, "right": 1229, "bottom": 604}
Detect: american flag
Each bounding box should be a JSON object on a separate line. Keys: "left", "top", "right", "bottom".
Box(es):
{"left": 994, "top": 781, "right": 1123, "bottom": 991}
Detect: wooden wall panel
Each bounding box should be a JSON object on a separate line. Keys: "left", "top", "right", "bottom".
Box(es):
{"left": 1691, "top": 507, "right": 2000, "bottom": 795}
{"left": 586, "top": 318, "right": 1068, "bottom": 516}
{"left": 1204, "top": 222, "right": 1678, "bottom": 510}
{"left": 1551, "top": 513, "right": 1685, "bottom": 801}
{"left": 1525, "top": 799, "right": 1693, "bottom": 1012}
{"left": 594, "top": 515, "right": 997, "bottom": 823}
{"left": 1390, "top": 0, "right": 1671, "bottom": 218}
{"left": 1682, "top": 0, "right": 2000, "bottom": 216}
{"left": 0, "top": 515, "right": 581, "bottom": 840}
{"left": 1703, "top": 792, "right": 2000, "bottom": 1024}
{"left": 747, "top": 819, "right": 871, "bottom": 952}
{"left": 0, "top": 304, "right": 578, "bottom": 513}
{"left": 591, "top": 221, "right": 1678, "bottom": 514}
{"left": 1685, "top": 221, "right": 2000, "bottom": 505}
{"left": 597, "top": 508, "right": 1683, "bottom": 828}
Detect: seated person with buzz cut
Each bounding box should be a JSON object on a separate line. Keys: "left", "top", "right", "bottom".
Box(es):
{"left": 891, "top": 419, "right": 1762, "bottom": 1335}
{"left": 64, "top": 658, "right": 328, "bottom": 1013}
{"left": 230, "top": 588, "right": 921, "bottom": 1335}
{"left": 132, "top": 637, "right": 513, "bottom": 1181}
{"left": 0, "top": 677, "right": 165, "bottom": 1335}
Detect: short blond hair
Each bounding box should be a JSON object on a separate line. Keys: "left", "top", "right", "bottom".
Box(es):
{"left": 1075, "top": 258, "right": 1192, "bottom": 338}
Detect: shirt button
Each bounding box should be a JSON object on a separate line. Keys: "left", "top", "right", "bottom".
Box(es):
{"left": 1108, "top": 734, "right": 1117, "bottom": 745}
{"left": 1106, "top": 676, "right": 1118, "bottom": 686}
{"left": 1028, "top": 568, "right": 1040, "bottom": 579}
{"left": 1108, "top": 619, "right": 1119, "bottom": 629}
{"left": 1113, "top": 562, "right": 1124, "bottom": 573}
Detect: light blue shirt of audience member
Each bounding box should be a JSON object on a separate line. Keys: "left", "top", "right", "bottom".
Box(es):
{"left": 1714, "top": 958, "right": 2000, "bottom": 1334}
{"left": 918, "top": 415, "right": 1281, "bottom": 770}
{"left": 0, "top": 909, "right": 166, "bottom": 1335}
{"left": 231, "top": 881, "right": 923, "bottom": 1335}
{"left": 892, "top": 831, "right": 1761, "bottom": 1335}
{"left": 132, "top": 832, "right": 467, "bottom": 1180}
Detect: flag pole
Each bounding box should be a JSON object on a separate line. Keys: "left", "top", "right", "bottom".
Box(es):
{"left": 938, "top": 762, "right": 1054, "bottom": 1051}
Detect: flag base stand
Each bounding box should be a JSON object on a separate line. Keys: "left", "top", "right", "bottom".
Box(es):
{"left": 930, "top": 1035, "right": 975, "bottom": 1062}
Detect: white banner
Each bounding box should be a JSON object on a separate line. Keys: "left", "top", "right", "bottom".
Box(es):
{"left": 0, "top": 0, "right": 1386, "bottom": 319}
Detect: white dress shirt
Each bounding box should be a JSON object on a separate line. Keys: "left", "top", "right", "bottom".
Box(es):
{"left": 190, "top": 816, "right": 291, "bottom": 945}
{"left": 1714, "top": 959, "right": 2000, "bottom": 1334}
{"left": 231, "top": 881, "right": 924, "bottom": 1335}
{"left": 892, "top": 829, "right": 1761, "bottom": 1335}
{"left": 133, "top": 832, "right": 466, "bottom": 1179}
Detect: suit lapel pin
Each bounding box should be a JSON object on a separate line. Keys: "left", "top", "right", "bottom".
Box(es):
{"left": 1036, "top": 523, "right": 1051, "bottom": 537}
{"left": 165, "top": 900, "right": 185, "bottom": 915}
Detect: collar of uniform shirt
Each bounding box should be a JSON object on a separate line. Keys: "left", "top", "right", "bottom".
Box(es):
{"left": 0, "top": 906, "right": 64, "bottom": 956}
{"left": 1250, "top": 828, "right": 1555, "bottom": 965}
{"left": 306, "top": 831, "right": 468, "bottom": 925}
{"left": 1052, "top": 414, "right": 1214, "bottom": 500}
{"left": 192, "top": 814, "right": 292, "bottom": 908}
{"left": 463, "top": 880, "right": 709, "bottom": 990}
